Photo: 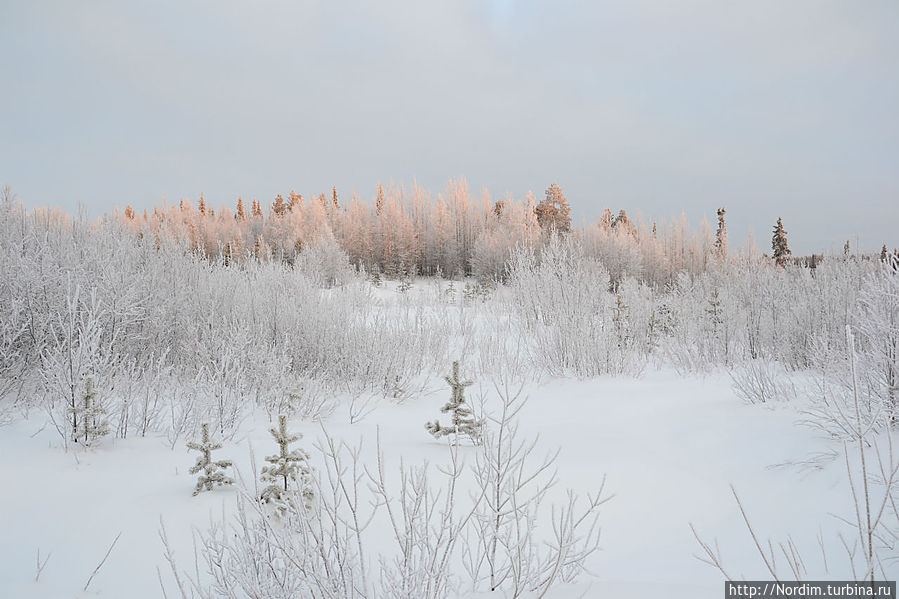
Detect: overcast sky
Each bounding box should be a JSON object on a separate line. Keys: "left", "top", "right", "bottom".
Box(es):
{"left": 1, "top": 1, "right": 897, "bottom": 254}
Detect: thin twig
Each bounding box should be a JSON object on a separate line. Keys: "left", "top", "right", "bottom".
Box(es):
{"left": 83, "top": 531, "right": 122, "bottom": 591}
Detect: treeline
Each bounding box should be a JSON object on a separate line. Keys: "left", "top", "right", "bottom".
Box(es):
{"left": 116, "top": 180, "right": 769, "bottom": 288}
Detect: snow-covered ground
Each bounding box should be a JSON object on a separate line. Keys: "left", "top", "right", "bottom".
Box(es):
{"left": 0, "top": 368, "right": 861, "bottom": 598}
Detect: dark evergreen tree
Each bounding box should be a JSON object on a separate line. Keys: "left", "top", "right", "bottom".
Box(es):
{"left": 772, "top": 217, "right": 792, "bottom": 267}
{"left": 714, "top": 207, "right": 727, "bottom": 260}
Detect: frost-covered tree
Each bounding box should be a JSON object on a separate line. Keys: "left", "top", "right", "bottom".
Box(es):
{"left": 426, "top": 361, "right": 483, "bottom": 445}
{"left": 854, "top": 264, "right": 899, "bottom": 418}
{"left": 70, "top": 377, "right": 109, "bottom": 446}
{"left": 599, "top": 208, "right": 613, "bottom": 230}
{"left": 272, "top": 194, "right": 287, "bottom": 217}
{"left": 771, "top": 217, "right": 791, "bottom": 267}
{"left": 534, "top": 183, "right": 571, "bottom": 234}
{"left": 705, "top": 287, "right": 730, "bottom": 364}
{"left": 714, "top": 207, "right": 727, "bottom": 260}
{"left": 288, "top": 190, "right": 303, "bottom": 212}
{"left": 612, "top": 209, "right": 634, "bottom": 236}
{"left": 260, "top": 415, "right": 314, "bottom": 511}
{"left": 187, "top": 422, "right": 233, "bottom": 496}
{"left": 375, "top": 183, "right": 385, "bottom": 216}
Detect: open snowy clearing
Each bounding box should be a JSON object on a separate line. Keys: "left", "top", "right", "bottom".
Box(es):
{"left": 0, "top": 368, "right": 862, "bottom": 598}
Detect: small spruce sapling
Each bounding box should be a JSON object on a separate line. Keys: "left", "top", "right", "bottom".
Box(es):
{"left": 70, "top": 377, "right": 109, "bottom": 446}
{"left": 260, "top": 415, "right": 314, "bottom": 511}
{"left": 612, "top": 294, "right": 629, "bottom": 348}
{"left": 187, "top": 423, "right": 234, "bottom": 496}
{"left": 426, "top": 361, "right": 484, "bottom": 445}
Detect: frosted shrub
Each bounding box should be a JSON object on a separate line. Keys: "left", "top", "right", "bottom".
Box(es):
{"left": 729, "top": 359, "right": 796, "bottom": 405}
{"left": 853, "top": 262, "right": 899, "bottom": 419}
{"left": 40, "top": 281, "right": 118, "bottom": 447}
{"left": 507, "top": 235, "right": 640, "bottom": 376}
{"left": 293, "top": 235, "right": 355, "bottom": 289}
{"left": 0, "top": 278, "right": 27, "bottom": 411}
{"left": 466, "top": 382, "right": 611, "bottom": 596}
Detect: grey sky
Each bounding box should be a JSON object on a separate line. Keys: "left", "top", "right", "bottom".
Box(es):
{"left": 1, "top": 0, "right": 897, "bottom": 254}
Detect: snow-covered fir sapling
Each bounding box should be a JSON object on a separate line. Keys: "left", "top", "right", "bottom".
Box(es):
{"left": 445, "top": 279, "right": 457, "bottom": 304}
{"left": 260, "top": 415, "right": 314, "bottom": 511}
{"left": 69, "top": 377, "right": 109, "bottom": 446}
{"left": 612, "top": 293, "right": 629, "bottom": 347}
{"left": 397, "top": 267, "right": 412, "bottom": 294}
{"left": 187, "top": 423, "right": 234, "bottom": 496}
{"left": 426, "top": 360, "right": 484, "bottom": 445}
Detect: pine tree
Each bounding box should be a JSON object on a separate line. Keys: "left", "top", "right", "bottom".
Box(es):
{"left": 844, "top": 239, "right": 851, "bottom": 257}
{"left": 69, "top": 377, "right": 109, "bottom": 446}
{"left": 272, "top": 194, "right": 287, "bottom": 217}
{"left": 425, "top": 361, "right": 484, "bottom": 445}
{"left": 198, "top": 193, "right": 207, "bottom": 216}
{"left": 187, "top": 423, "right": 233, "bottom": 496}
{"left": 331, "top": 186, "right": 339, "bottom": 211}
{"left": 882, "top": 245, "right": 889, "bottom": 263}
{"left": 124, "top": 205, "right": 135, "bottom": 220}
{"left": 534, "top": 183, "right": 572, "bottom": 233}
{"left": 236, "top": 197, "right": 246, "bottom": 220}
{"left": 771, "top": 217, "right": 792, "bottom": 267}
{"left": 714, "top": 207, "right": 727, "bottom": 260}
{"left": 260, "top": 415, "right": 313, "bottom": 511}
